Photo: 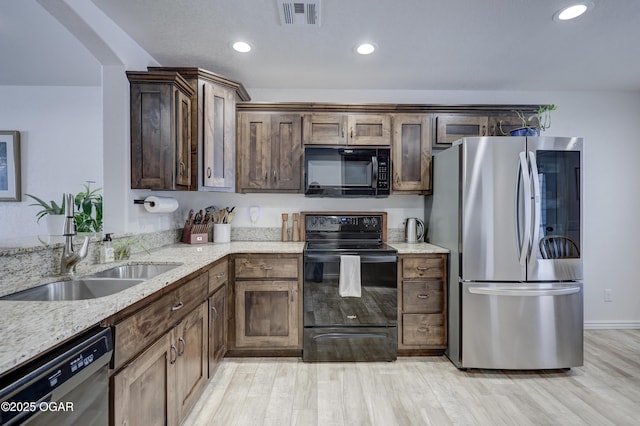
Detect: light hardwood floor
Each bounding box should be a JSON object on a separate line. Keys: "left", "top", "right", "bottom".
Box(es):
{"left": 184, "top": 330, "right": 640, "bottom": 425}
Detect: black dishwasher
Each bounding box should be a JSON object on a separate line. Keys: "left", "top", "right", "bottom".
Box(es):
{"left": 0, "top": 327, "right": 113, "bottom": 425}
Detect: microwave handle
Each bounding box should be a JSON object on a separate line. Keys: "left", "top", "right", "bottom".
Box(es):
{"left": 371, "top": 156, "right": 378, "bottom": 189}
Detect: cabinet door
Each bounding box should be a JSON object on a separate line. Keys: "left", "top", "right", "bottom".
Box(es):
{"left": 203, "top": 83, "right": 235, "bottom": 190}
{"left": 348, "top": 114, "right": 391, "bottom": 146}
{"left": 175, "top": 302, "right": 208, "bottom": 422}
{"left": 392, "top": 114, "right": 432, "bottom": 193}
{"left": 175, "top": 88, "right": 192, "bottom": 187}
{"left": 434, "top": 114, "right": 488, "bottom": 146}
{"left": 208, "top": 284, "right": 227, "bottom": 377}
{"left": 235, "top": 280, "right": 299, "bottom": 348}
{"left": 303, "top": 113, "right": 347, "bottom": 145}
{"left": 238, "top": 112, "right": 302, "bottom": 192}
{"left": 270, "top": 114, "right": 303, "bottom": 190}
{"left": 130, "top": 82, "right": 173, "bottom": 189}
{"left": 112, "top": 332, "right": 178, "bottom": 426}
{"left": 237, "top": 112, "right": 271, "bottom": 190}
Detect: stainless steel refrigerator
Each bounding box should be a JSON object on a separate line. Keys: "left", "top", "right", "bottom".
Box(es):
{"left": 428, "top": 136, "right": 583, "bottom": 370}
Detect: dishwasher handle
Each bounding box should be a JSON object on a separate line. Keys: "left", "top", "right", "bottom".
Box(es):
{"left": 468, "top": 286, "right": 581, "bottom": 297}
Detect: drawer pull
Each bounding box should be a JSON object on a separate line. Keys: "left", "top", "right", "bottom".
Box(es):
{"left": 416, "top": 266, "right": 429, "bottom": 271}
{"left": 260, "top": 265, "right": 274, "bottom": 270}
{"left": 171, "top": 301, "right": 184, "bottom": 311}
{"left": 170, "top": 344, "right": 178, "bottom": 364}
{"left": 211, "top": 305, "right": 219, "bottom": 321}
{"left": 417, "top": 294, "right": 429, "bottom": 299}
{"left": 215, "top": 272, "right": 225, "bottom": 279}
{"left": 177, "top": 337, "right": 186, "bottom": 356}
{"left": 417, "top": 327, "right": 430, "bottom": 333}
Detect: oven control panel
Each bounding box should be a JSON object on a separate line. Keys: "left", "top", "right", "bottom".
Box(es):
{"left": 305, "top": 214, "right": 382, "bottom": 232}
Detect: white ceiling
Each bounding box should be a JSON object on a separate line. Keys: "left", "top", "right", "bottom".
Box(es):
{"left": 2, "top": 0, "right": 640, "bottom": 91}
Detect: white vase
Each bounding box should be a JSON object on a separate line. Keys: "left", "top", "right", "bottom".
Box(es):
{"left": 45, "top": 215, "right": 65, "bottom": 236}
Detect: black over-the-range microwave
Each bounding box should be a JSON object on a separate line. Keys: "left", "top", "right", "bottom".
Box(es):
{"left": 304, "top": 146, "right": 390, "bottom": 197}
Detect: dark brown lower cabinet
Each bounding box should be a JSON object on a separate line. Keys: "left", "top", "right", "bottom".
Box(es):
{"left": 208, "top": 283, "right": 227, "bottom": 377}
{"left": 398, "top": 254, "right": 448, "bottom": 354}
{"left": 112, "top": 302, "right": 208, "bottom": 426}
{"left": 234, "top": 280, "right": 300, "bottom": 348}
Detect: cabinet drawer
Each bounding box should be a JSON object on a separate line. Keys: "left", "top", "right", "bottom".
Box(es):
{"left": 403, "top": 281, "right": 444, "bottom": 313}
{"left": 208, "top": 259, "right": 228, "bottom": 293}
{"left": 235, "top": 256, "right": 299, "bottom": 279}
{"left": 402, "top": 314, "right": 445, "bottom": 346}
{"left": 402, "top": 256, "right": 444, "bottom": 279}
{"left": 113, "top": 272, "right": 208, "bottom": 369}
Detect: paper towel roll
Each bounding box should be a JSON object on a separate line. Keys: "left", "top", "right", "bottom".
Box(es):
{"left": 144, "top": 196, "right": 179, "bottom": 213}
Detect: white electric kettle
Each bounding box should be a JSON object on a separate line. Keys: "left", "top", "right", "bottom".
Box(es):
{"left": 405, "top": 218, "right": 425, "bottom": 243}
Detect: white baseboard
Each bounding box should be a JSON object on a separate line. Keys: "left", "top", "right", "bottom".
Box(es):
{"left": 584, "top": 321, "right": 640, "bottom": 330}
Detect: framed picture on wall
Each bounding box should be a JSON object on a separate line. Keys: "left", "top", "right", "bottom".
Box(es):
{"left": 0, "top": 131, "right": 21, "bottom": 202}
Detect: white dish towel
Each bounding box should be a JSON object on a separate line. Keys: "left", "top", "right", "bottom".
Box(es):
{"left": 339, "top": 255, "right": 361, "bottom": 297}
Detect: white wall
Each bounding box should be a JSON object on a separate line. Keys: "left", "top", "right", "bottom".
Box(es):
{"left": 0, "top": 85, "right": 102, "bottom": 238}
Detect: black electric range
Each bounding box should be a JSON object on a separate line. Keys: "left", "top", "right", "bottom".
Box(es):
{"left": 302, "top": 213, "right": 398, "bottom": 362}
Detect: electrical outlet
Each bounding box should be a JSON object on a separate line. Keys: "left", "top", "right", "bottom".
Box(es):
{"left": 249, "top": 206, "right": 260, "bottom": 224}
{"left": 604, "top": 289, "right": 613, "bottom": 302}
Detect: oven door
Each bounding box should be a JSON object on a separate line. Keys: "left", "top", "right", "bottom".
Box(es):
{"left": 303, "top": 252, "right": 398, "bottom": 361}
{"left": 304, "top": 147, "right": 381, "bottom": 196}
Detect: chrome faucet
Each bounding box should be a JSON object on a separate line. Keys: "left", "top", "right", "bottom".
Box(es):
{"left": 60, "top": 193, "right": 89, "bottom": 274}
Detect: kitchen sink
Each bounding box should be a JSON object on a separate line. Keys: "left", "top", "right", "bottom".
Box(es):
{"left": 0, "top": 278, "right": 145, "bottom": 301}
{"left": 0, "top": 263, "right": 182, "bottom": 302}
{"left": 88, "top": 263, "right": 181, "bottom": 279}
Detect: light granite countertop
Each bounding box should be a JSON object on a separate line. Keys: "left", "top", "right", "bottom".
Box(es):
{"left": 0, "top": 240, "right": 447, "bottom": 376}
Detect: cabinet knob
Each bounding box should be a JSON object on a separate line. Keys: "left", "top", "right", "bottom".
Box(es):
{"left": 171, "top": 301, "right": 184, "bottom": 311}
{"left": 215, "top": 272, "right": 225, "bottom": 279}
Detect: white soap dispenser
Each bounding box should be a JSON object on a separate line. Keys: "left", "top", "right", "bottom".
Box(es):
{"left": 101, "top": 233, "right": 115, "bottom": 263}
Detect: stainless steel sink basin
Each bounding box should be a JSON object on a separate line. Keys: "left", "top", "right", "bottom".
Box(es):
{"left": 0, "top": 278, "right": 144, "bottom": 301}
{"left": 88, "top": 263, "right": 181, "bottom": 279}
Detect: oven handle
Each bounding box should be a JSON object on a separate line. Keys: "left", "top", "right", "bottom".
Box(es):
{"left": 304, "top": 254, "right": 397, "bottom": 263}
{"left": 313, "top": 333, "right": 387, "bottom": 340}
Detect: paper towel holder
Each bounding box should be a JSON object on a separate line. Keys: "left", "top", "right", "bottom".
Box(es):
{"left": 133, "top": 199, "right": 152, "bottom": 206}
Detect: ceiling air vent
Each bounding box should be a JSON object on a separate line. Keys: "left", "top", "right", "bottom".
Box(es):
{"left": 276, "top": 0, "right": 321, "bottom": 26}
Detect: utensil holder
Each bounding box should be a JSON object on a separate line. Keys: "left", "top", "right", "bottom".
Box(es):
{"left": 213, "top": 224, "right": 231, "bottom": 243}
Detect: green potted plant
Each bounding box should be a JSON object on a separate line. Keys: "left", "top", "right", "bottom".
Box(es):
{"left": 114, "top": 238, "right": 150, "bottom": 260}
{"left": 507, "top": 104, "right": 557, "bottom": 136}
{"left": 25, "top": 193, "right": 67, "bottom": 235}
{"left": 26, "top": 181, "right": 103, "bottom": 236}
{"left": 74, "top": 181, "right": 103, "bottom": 234}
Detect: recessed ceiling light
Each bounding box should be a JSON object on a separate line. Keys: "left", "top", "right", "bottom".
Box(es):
{"left": 232, "top": 41, "right": 252, "bottom": 53}
{"left": 554, "top": 2, "right": 593, "bottom": 21}
{"left": 355, "top": 43, "right": 376, "bottom": 55}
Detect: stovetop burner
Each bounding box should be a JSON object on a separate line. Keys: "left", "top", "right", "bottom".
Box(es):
{"left": 305, "top": 240, "right": 395, "bottom": 253}
{"left": 303, "top": 212, "right": 396, "bottom": 255}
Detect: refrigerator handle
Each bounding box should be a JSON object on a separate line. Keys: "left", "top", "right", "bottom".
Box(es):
{"left": 468, "top": 286, "right": 581, "bottom": 297}
{"left": 518, "top": 152, "right": 532, "bottom": 265}
{"left": 528, "top": 151, "right": 542, "bottom": 260}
